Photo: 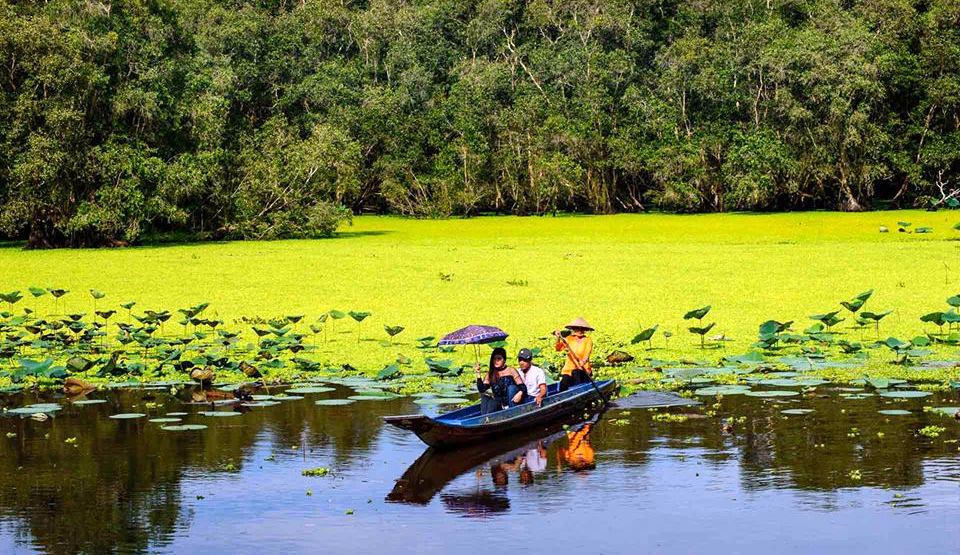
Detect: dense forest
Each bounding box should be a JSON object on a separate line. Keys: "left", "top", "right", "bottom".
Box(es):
{"left": 0, "top": 0, "right": 958, "bottom": 246}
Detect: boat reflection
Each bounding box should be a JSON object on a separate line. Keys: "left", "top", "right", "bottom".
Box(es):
{"left": 387, "top": 414, "right": 598, "bottom": 512}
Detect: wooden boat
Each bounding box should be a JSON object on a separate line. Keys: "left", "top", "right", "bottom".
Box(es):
{"left": 383, "top": 379, "right": 617, "bottom": 448}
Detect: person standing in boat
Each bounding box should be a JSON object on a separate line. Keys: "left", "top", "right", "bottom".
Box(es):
{"left": 517, "top": 348, "right": 547, "bottom": 407}
{"left": 475, "top": 347, "right": 525, "bottom": 414}
{"left": 553, "top": 317, "right": 594, "bottom": 391}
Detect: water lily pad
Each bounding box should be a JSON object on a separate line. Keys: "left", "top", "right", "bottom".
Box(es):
{"left": 199, "top": 411, "right": 242, "bottom": 417}
{"left": 274, "top": 395, "right": 304, "bottom": 401}
{"left": 414, "top": 397, "right": 470, "bottom": 405}
{"left": 781, "top": 409, "right": 814, "bottom": 415}
{"left": 693, "top": 386, "right": 752, "bottom": 396}
{"left": 243, "top": 401, "right": 281, "bottom": 407}
{"left": 166, "top": 412, "right": 188, "bottom": 416}
{"left": 348, "top": 394, "right": 399, "bottom": 401}
{"left": 878, "top": 410, "right": 912, "bottom": 416}
{"left": 929, "top": 406, "right": 960, "bottom": 416}
{"left": 314, "top": 399, "right": 356, "bottom": 406}
{"left": 160, "top": 424, "right": 207, "bottom": 431}
{"left": 7, "top": 405, "right": 63, "bottom": 415}
{"left": 285, "top": 386, "right": 335, "bottom": 394}
{"left": 109, "top": 413, "right": 146, "bottom": 420}
{"left": 149, "top": 417, "right": 182, "bottom": 423}
{"left": 251, "top": 394, "right": 276, "bottom": 401}
{"left": 72, "top": 399, "right": 107, "bottom": 405}
{"left": 758, "top": 378, "right": 802, "bottom": 387}
{"left": 878, "top": 390, "right": 932, "bottom": 398}
{"left": 745, "top": 390, "right": 799, "bottom": 397}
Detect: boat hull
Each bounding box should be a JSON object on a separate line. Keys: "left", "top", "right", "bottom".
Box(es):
{"left": 384, "top": 379, "right": 616, "bottom": 448}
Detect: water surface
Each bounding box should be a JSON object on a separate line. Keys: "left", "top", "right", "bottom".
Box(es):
{"left": 1, "top": 386, "right": 958, "bottom": 554}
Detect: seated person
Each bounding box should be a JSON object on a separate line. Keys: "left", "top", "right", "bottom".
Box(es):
{"left": 517, "top": 348, "right": 547, "bottom": 407}
{"left": 475, "top": 347, "right": 525, "bottom": 414}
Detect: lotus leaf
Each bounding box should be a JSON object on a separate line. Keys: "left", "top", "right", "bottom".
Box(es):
{"left": 109, "top": 413, "right": 146, "bottom": 419}
{"left": 72, "top": 399, "right": 107, "bottom": 405}
{"left": 8, "top": 404, "right": 62, "bottom": 415}
{"left": 683, "top": 305, "right": 711, "bottom": 320}
{"left": 878, "top": 390, "right": 931, "bottom": 398}
{"left": 631, "top": 325, "right": 658, "bottom": 344}
{"left": 693, "top": 385, "right": 751, "bottom": 396}
{"left": 285, "top": 386, "right": 335, "bottom": 394}
{"left": 781, "top": 409, "right": 814, "bottom": 415}
{"left": 878, "top": 410, "right": 912, "bottom": 416}
{"left": 314, "top": 399, "right": 356, "bottom": 406}
{"left": 149, "top": 417, "right": 182, "bottom": 423}
{"left": 243, "top": 401, "right": 281, "bottom": 407}
{"left": 161, "top": 424, "right": 207, "bottom": 431}
{"left": 376, "top": 364, "right": 401, "bottom": 380}
{"left": 744, "top": 390, "right": 799, "bottom": 397}
{"left": 200, "top": 411, "right": 242, "bottom": 417}
{"left": 384, "top": 325, "right": 405, "bottom": 337}
{"left": 929, "top": 407, "right": 960, "bottom": 416}
{"left": 348, "top": 394, "right": 398, "bottom": 401}
{"left": 328, "top": 310, "right": 346, "bottom": 319}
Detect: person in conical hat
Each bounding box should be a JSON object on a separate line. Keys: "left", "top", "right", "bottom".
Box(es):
{"left": 553, "top": 317, "right": 594, "bottom": 392}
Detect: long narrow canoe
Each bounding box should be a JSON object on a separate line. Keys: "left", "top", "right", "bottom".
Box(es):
{"left": 384, "top": 379, "right": 617, "bottom": 448}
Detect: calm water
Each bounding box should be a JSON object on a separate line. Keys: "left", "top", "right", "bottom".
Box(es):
{"left": 1, "top": 385, "right": 958, "bottom": 554}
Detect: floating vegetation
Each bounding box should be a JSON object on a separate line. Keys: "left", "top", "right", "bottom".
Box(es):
{"left": 149, "top": 417, "right": 182, "bottom": 423}
{"left": 745, "top": 390, "right": 800, "bottom": 397}
{"left": 285, "top": 386, "right": 335, "bottom": 394}
{"left": 781, "top": 409, "right": 814, "bottom": 415}
{"left": 877, "top": 410, "right": 912, "bottom": 416}
{"left": 160, "top": 424, "right": 207, "bottom": 431}
{"left": 877, "top": 390, "right": 932, "bottom": 398}
{"left": 694, "top": 385, "right": 752, "bottom": 396}
{"left": 72, "top": 399, "right": 107, "bottom": 405}
{"left": 199, "top": 411, "right": 242, "bottom": 417}
{"left": 918, "top": 425, "right": 946, "bottom": 438}
{"left": 314, "top": 399, "right": 356, "bottom": 406}
{"left": 109, "top": 413, "right": 146, "bottom": 420}
{"left": 651, "top": 413, "right": 689, "bottom": 423}
{"left": 301, "top": 467, "right": 330, "bottom": 477}
{"left": 7, "top": 404, "right": 62, "bottom": 415}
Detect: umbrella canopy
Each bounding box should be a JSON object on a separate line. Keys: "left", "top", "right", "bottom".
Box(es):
{"left": 438, "top": 325, "right": 508, "bottom": 346}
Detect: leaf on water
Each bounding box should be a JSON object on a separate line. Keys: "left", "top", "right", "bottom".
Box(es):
{"left": 693, "top": 386, "right": 752, "bottom": 396}
{"left": 744, "top": 390, "right": 799, "bottom": 397}
{"left": 199, "top": 411, "right": 242, "bottom": 417}
{"left": 878, "top": 410, "right": 912, "bottom": 416}
{"left": 161, "top": 424, "right": 207, "bottom": 431}
{"left": 347, "top": 394, "right": 399, "bottom": 401}
{"left": 878, "top": 390, "right": 932, "bottom": 398}
{"left": 109, "top": 413, "right": 147, "bottom": 419}
{"left": 149, "top": 417, "right": 182, "bottom": 423}
{"left": 781, "top": 409, "right": 814, "bottom": 415}
{"left": 314, "top": 399, "right": 356, "bottom": 406}
{"left": 285, "top": 386, "right": 335, "bottom": 394}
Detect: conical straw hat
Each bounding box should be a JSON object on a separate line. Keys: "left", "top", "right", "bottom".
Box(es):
{"left": 564, "top": 317, "right": 594, "bottom": 331}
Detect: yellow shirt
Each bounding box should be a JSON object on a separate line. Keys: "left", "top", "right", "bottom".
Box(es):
{"left": 560, "top": 425, "right": 595, "bottom": 470}
{"left": 555, "top": 335, "right": 593, "bottom": 376}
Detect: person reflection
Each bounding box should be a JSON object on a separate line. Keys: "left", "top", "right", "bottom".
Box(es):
{"left": 559, "top": 424, "right": 595, "bottom": 471}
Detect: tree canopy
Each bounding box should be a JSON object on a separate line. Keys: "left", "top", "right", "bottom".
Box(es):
{"left": 1, "top": 0, "right": 958, "bottom": 246}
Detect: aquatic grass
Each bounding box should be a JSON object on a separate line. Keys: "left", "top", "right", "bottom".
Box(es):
{"left": 7, "top": 212, "right": 960, "bottom": 391}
